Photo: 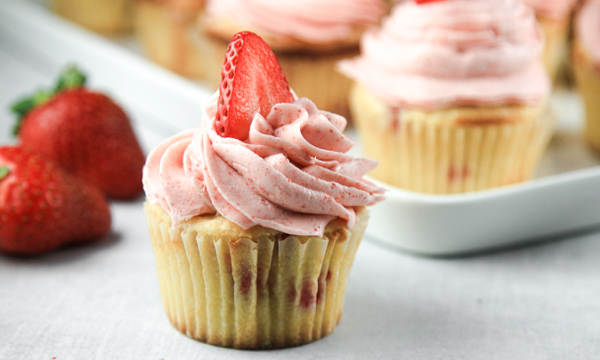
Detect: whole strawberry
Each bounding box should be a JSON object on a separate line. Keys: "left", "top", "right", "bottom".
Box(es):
{"left": 11, "top": 66, "right": 145, "bottom": 199}
{"left": 0, "top": 146, "right": 111, "bottom": 256}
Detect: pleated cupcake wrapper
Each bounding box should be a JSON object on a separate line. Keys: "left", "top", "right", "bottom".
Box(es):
{"left": 276, "top": 51, "right": 357, "bottom": 120}
{"left": 573, "top": 41, "right": 600, "bottom": 152}
{"left": 204, "top": 36, "right": 356, "bottom": 119}
{"left": 352, "top": 86, "right": 553, "bottom": 194}
{"left": 145, "top": 203, "right": 368, "bottom": 349}
{"left": 537, "top": 16, "right": 570, "bottom": 81}
{"left": 135, "top": 1, "right": 206, "bottom": 78}
{"left": 52, "top": 0, "right": 132, "bottom": 34}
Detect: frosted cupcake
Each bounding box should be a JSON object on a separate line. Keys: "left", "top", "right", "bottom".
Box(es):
{"left": 573, "top": 0, "right": 600, "bottom": 151}
{"left": 51, "top": 0, "right": 132, "bottom": 34}
{"left": 340, "top": 0, "right": 552, "bottom": 194}
{"left": 143, "top": 32, "right": 385, "bottom": 349}
{"left": 134, "top": 0, "right": 206, "bottom": 78}
{"left": 198, "top": 0, "right": 387, "bottom": 118}
{"left": 521, "top": 0, "right": 579, "bottom": 81}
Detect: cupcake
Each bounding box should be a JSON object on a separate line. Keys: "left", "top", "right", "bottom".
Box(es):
{"left": 134, "top": 0, "right": 207, "bottom": 78}
{"left": 142, "top": 32, "right": 385, "bottom": 349}
{"left": 573, "top": 0, "right": 600, "bottom": 151}
{"left": 51, "top": 0, "right": 132, "bottom": 34}
{"left": 198, "top": 0, "right": 387, "bottom": 118}
{"left": 340, "top": 0, "right": 552, "bottom": 194}
{"left": 521, "top": 0, "right": 579, "bottom": 81}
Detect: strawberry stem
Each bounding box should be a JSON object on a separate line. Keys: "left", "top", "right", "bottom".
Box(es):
{"left": 10, "top": 89, "right": 52, "bottom": 136}
{"left": 9, "top": 65, "right": 87, "bottom": 137}
{"left": 54, "top": 66, "right": 87, "bottom": 93}
{"left": 0, "top": 166, "right": 9, "bottom": 181}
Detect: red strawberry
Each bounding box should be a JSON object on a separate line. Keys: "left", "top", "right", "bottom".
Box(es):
{"left": 11, "top": 66, "right": 145, "bottom": 199}
{"left": 414, "top": 0, "right": 445, "bottom": 4}
{"left": 0, "top": 146, "right": 111, "bottom": 256}
{"left": 215, "top": 31, "right": 295, "bottom": 140}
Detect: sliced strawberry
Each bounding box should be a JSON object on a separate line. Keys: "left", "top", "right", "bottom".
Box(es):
{"left": 414, "top": 0, "right": 445, "bottom": 4}
{"left": 0, "top": 146, "right": 111, "bottom": 256}
{"left": 215, "top": 31, "right": 295, "bottom": 140}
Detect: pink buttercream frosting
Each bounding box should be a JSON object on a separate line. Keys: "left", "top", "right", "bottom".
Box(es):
{"left": 576, "top": 0, "right": 600, "bottom": 64}
{"left": 339, "top": 0, "right": 551, "bottom": 109}
{"left": 205, "top": 0, "right": 386, "bottom": 43}
{"left": 143, "top": 93, "right": 385, "bottom": 236}
{"left": 521, "top": 0, "right": 578, "bottom": 20}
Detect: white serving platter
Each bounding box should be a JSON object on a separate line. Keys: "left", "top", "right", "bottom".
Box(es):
{"left": 1, "top": 0, "right": 599, "bottom": 258}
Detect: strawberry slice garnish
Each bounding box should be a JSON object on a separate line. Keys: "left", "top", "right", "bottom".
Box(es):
{"left": 215, "top": 31, "right": 295, "bottom": 140}
{"left": 414, "top": 0, "right": 445, "bottom": 4}
{"left": 0, "top": 146, "right": 111, "bottom": 256}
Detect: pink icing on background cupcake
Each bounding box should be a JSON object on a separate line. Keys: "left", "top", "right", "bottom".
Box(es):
{"left": 339, "top": 0, "right": 551, "bottom": 109}
{"left": 143, "top": 93, "right": 385, "bottom": 236}
{"left": 576, "top": 0, "right": 600, "bottom": 64}
{"left": 205, "top": 0, "right": 386, "bottom": 43}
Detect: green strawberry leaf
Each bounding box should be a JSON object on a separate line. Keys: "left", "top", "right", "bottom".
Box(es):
{"left": 10, "top": 89, "right": 53, "bottom": 136}
{"left": 10, "top": 97, "right": 36, "bottom": 117}
{"left": 9, "top": 65, "right": 87, "bottom": 137}
{"left": 0, "top": 166, "right": 9, "bottom": 181}
{"left": 54, "top": 66, "right": 87, "bottom": 93}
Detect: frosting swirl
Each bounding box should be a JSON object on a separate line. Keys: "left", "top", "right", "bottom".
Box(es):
{"left": 576, "top": 0, "right": 600, "bottom": 64}
{"left": 204, "top": 0, "right": 386, "bottom": 44}
{"left": 143, "top": 93, "right": 385, "bottom": 236}
{"left": 339, "top": 0, "right": 551, "bottom": 109}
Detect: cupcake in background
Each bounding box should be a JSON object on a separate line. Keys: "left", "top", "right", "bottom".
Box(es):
{"left": 340, "top": 0, "right": 552, "bottom": 194}
{"left": 522, "top": 0, "right": 579, "bottom": 81}
{"left": 134, "top": 0, "right": 207, "bottom": 78}
{"left": 572, "top": 0, "right": 600, "bottom": 152}
{"left": 143, "top": 32, "right": 385, "bottom": 349}
{"left": 198, "top": 0, "right": 387, "bottom": 118}
{"left": 51, "top": 0, "right": 132, "bottom": 34}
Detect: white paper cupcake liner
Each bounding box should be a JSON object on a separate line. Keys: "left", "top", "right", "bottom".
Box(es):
{"left": 573, "top": 41, "right": 600, "bottom": 152}
{"left": 134, "top": 1, "right": 206, "bottom": 78}
{"left": 144, "top": 203, "right": 369, "bottom": 349}
{"left": 351, "top": 84, "right": 553, "bottom": 194}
